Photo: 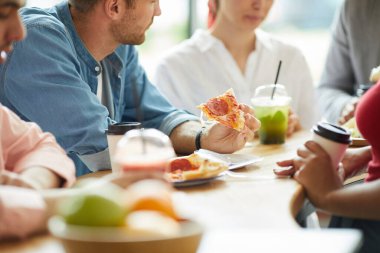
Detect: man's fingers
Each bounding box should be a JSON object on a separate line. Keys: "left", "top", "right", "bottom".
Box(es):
{"left": 239, "top": 104, "right": 255, "bottom": 115}
{"left": 240, "top": 104, "right": 261, "bottom": 132}
{"left": 245, "top": 114, "right": 261, "bottom": 132}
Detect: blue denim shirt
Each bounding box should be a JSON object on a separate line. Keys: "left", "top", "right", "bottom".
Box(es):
{"left": 0, "top": 1, "right": 198, "bottom": 176}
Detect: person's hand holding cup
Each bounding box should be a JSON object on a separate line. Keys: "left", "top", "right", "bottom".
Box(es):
{"left": 311, "top": 122, "right": 352, "bottom": 169}
{"left": 275, "top": 122, "right": 351, "bottom": 177}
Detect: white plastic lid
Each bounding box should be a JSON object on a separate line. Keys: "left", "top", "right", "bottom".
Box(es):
{"left": 251, "top": 84, "right": 291, "bottom": 106}
{"left": 114, "top": 129, "right": 175, "bottom": 166}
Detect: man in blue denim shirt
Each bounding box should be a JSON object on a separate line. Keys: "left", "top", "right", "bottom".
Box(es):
{"left": 0, "top": 0, "right": 260, "bottom": 176}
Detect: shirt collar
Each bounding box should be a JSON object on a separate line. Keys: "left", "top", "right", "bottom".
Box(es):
{"left": 254, "top": 29, "right": 271, "bottom": 52}
{"left": 192, "top": 28, "right": 268, "bottom": 53}
{"left": 192, "top": 29, "right": 222, "bottom": 53}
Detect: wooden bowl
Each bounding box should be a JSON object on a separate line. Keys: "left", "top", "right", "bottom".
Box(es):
{"left": 48, "top": 216, "right": 203, "bottom": 253}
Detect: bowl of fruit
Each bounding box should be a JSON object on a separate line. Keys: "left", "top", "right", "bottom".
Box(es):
{"left": 48, "top": 179, "right": 203, "bottom": 253}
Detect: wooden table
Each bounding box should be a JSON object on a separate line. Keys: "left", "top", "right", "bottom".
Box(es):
{"left": 0, "top": 130, "right": 363, "bottom": 253}
{"left": 171, "top": 131, "right": 310, "bottom": 230}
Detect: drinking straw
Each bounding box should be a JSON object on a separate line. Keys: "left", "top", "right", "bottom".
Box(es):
{"left": 271, "top": 60, "right": 282, "bottom": 100}
{"left": 132, "top": 78, "right": 147, "bottom": 154}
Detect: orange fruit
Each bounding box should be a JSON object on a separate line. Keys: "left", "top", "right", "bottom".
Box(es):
{"left": 127, "top": 179, "right": 178, "bottom": 220}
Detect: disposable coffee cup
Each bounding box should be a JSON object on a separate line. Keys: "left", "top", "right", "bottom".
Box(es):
{"left": 106, "top": 122, "right": 141, "bottom": 172}
{"left": 311, "top": 122, "right": 351, "bottom": 168}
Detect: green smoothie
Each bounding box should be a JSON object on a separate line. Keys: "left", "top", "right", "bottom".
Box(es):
{"left": 254, "top": 104, "right": 289, "bottom": 144}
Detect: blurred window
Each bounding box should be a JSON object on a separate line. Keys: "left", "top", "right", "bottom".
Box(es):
{"left": 27, "top": 0, "right": 344, "bottom": 83}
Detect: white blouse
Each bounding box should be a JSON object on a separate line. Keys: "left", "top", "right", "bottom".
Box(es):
{"left": 153, "top": 29, "right": 318, "bottom": 129}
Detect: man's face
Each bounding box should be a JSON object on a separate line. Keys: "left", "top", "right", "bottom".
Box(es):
{"left": 0, "top": 0, "right": 25, "bottom": 63}
{"left": 111, "top": 0, "right": 161, "bottom": 45}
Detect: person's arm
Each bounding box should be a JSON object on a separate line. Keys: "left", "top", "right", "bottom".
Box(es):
{"left": 2, "top": 21, "right": 111, "bottom": 171}
{"left": 274, "top": 145, "right": 372, "bottom": 179}
{"left": 0, "top": 186, "right": 82, "bottom": 240}
{"left": 0, "top": 187, "right": 46, "bottom": 240}
{"left": 322, "top": 181, "right": 380, "bottom": 220}
{"left": 288, "top": 141, "right": 380, "bottom": 220}
{"left": 170, "top": 104, "right": 260, "bottom": 155}
{"left": 317, "top": 1, "right": 356, "bottom": 124}
{"left": 0, "top": 106, "right": 75, "bottom": 189}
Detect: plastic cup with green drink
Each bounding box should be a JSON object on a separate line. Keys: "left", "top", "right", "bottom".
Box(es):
{"left": 251, "top": 84, "right": 291, "bottom": 144}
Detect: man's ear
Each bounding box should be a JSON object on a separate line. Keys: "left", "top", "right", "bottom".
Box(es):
{"left": 104, "top": 0, "right": 122, "bottom": 20}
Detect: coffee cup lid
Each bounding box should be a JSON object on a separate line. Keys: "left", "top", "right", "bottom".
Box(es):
{"left": 106, "top": 122, "right": 141, "bottom": 135}
{"left": 313, "top": 122, "right": 351, "bottom": 144}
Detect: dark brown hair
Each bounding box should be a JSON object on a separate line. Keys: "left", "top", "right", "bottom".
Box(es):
{"left": 69, "top": 0, "right": 136, "bottom": 13}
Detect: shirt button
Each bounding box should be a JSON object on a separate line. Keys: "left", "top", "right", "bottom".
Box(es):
{"left": 95, "top": 66, "right": 100, "bottom": 72}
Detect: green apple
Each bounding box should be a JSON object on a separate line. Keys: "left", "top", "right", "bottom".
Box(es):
{"left": 59, "top": 183, "right": 127, "bottom": 227}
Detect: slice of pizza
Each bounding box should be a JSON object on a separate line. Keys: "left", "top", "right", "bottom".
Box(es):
{"left": 166, "top": 154, "right": 228, "bottom": 181}
{"left": 197, "top": 88, "right": 245, "bottom": 131}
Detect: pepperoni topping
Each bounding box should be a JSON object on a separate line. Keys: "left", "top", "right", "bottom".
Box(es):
{"left": 169, "top": 158, "right": 193, "bottom": 172}
{"left": 206, "top": 98, "right": 229, "bottom": 116}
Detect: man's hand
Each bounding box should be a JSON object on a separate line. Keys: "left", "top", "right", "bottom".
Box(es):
{"left": 339, "top": 97, "right": 359, "bottom": 125}
{"left": 201, "top": 104, "right": 260, "bottom": 153}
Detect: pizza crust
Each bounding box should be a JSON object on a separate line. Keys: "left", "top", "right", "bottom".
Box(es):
{"left": 167, "top": 154, "right": 228, "bottom": 181}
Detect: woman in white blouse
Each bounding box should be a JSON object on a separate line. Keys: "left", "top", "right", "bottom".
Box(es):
{"left": 154, "top": 0, "right": 318, "bottom": 134}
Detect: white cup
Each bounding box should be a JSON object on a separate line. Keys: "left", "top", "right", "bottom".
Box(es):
{"left": 114, "top": 128, "right": 175, "bottom": 175}
{"left": 311, "top": 122, "right": 351, "bottom": 168}
{"left": 106, "top": 122, "right": 141, "bottom": 172}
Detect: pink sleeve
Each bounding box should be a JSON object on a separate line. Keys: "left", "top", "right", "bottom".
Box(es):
{"left": 0, "top": 106, "right": 75, "bottom": 187}
{"left": 0, "top": 187, "right": 46, "bottom": 240}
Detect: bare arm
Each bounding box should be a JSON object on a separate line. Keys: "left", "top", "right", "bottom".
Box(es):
{"left": 1, "top": 167, "right": 63, "bottom": 190}
{"left": 20, "top": 167, "right": 63, "bottom": 189}
{"left": 169, "top": 104, "right": 260, "bottom": 155}
{"left": 324, "top": 181, "right": 380, "bottom": 220}
{"left": 169, "top": 120, "right": 199, "bottom": 155}
{"left": 275, "top": 141, "right": 380, "bottom": 220}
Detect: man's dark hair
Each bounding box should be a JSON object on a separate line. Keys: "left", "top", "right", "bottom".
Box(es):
{"left": 69, "top": 0, "right": 136, "bottom": 13}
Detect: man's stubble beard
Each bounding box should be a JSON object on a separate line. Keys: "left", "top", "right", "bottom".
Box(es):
{"left": 111, "top": 15, "right": 154, "bottom": 45}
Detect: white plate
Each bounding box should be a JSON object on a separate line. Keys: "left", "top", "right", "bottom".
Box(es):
{"left": 171, "top": 175, "right": 222, "bottom": 188}
{"left": 194, "top": 149, "right": 262, "bottom": 170}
